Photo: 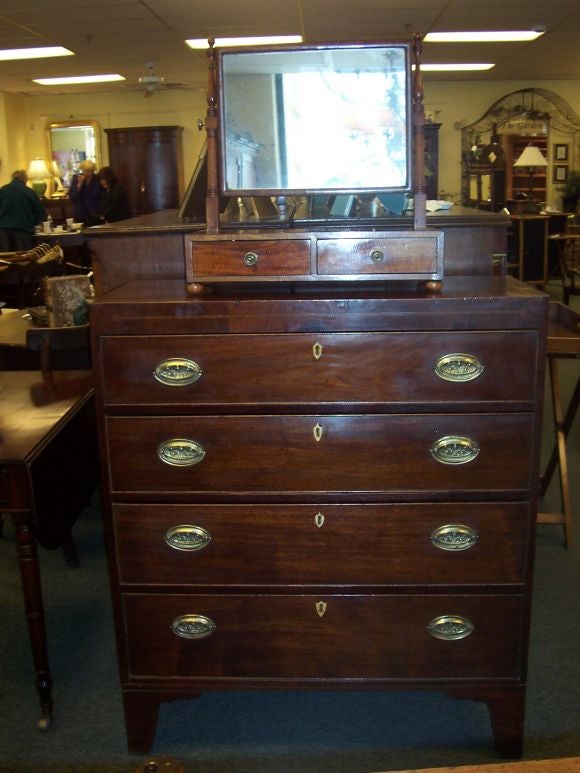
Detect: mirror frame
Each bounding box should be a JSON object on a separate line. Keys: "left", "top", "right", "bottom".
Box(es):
{"left": 216, "top": 42, "right": 413, "bottom": 199}
{"left": 204, "top": 36, "right": 427, "bottom": 233}
{"left": 46, "top": 119, "right": 102, "bottom": 192}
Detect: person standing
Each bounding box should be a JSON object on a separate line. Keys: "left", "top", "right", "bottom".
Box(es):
{"left": 69, "top": 159, "right": 102, "bottom": 226}
{"left": 98, "top": 166, "right": 132, "bottom": 222}
{"left": 0, "top": 170, "right": 46, "bottom": 252}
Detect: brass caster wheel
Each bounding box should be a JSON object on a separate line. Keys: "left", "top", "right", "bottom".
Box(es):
{"left": 38, "top": 713, "right": 52, "bottom": 731}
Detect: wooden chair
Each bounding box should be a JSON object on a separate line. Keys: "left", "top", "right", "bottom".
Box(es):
{"left": 548, "top": 226, "right": 580, "bottom": 306}
{"left": 0, "top": 244, "right": 63, "bottom": 309}
{"left": 25, "top": 324, "right": 91, "bottom": 388}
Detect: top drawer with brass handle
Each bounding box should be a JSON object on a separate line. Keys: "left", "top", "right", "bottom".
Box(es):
{"left": 100, "top": 331, "right": 539, "bottom": 409}
{"left": 187, "top": 238, "right": 311, "bottom": 279}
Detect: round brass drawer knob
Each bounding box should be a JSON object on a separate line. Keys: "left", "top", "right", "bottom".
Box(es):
{"left": 153, "top": 358, "right": 203, "bottom": 387}
{"left": 370, "top": 249, "right": 384, "bottom": 264}
{"left": 243, "top": 251, "right": 259, "bottom": 267}
{"left": 158, "top": 439, "right": 206, "bottom": 467}
{"left": 171, "top": 614, "right": 216, "bottom": 640}
{"left": 165, "top": 525, "right": 212, "bottom": 552}
{"left": 428, "top": 615, "right": 474, "bottom": 641}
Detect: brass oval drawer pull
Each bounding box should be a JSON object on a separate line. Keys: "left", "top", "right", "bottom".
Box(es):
{"left": 165, "top": 524, "right": 212, "bottom": 552}
{"left": 171, "top": 614, "right": 216, "bottom": 640}
{"left": 430, "top": 524, "right": 479, "bottom": 551}
{"left": 243, "top": 251, "right": 259, "bottom": 267}
{"left": 153, "top": 358, "right": 203, "bottom": 387}
{"left": 431, "top": 435, "right": 480, "bottom": 465}
{"left": 370, "top": 249, "right": 384, "bottom": 264}
{"left": 158, "top": 439, "right": 206, "bottom": 467}
{"left": 428, "top": 615, "right": 474, "bottom": 641}
{"left": 434, "top": 353, "right": 484, "bottom": 383}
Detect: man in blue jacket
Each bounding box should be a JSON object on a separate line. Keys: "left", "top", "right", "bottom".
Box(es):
{"left": 0, "top": 170, "right": 46, "bottom": 251}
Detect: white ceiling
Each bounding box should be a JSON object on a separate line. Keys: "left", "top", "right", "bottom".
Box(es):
{"left": 0, "top": 0, "right": 579, "bottom": 97}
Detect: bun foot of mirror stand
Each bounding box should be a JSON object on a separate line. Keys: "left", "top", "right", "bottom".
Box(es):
{"left": 445, "top": 685, "right": 525, "bottom": 759}
{"left": 423, "top": 280, "right": 443, "bottom": 292}
{"left": 123, "top": 691, "right": 201, "bottom": 754}
{"left": 186, "top": 282, "right": 210, "bottom": 295}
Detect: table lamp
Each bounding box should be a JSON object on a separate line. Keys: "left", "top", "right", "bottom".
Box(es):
{"left": 513, "top": 144, "right": 548, "bottom": 212}
{"left": 51, "top": 160, "right": 66, "bottom": 196}
{"left": 27, "top": 158, "right": 51, "bottom": 198}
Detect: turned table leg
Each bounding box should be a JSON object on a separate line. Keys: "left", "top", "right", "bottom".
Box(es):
{"left": 11, "top": 512, "right": 53, "bottom": 730}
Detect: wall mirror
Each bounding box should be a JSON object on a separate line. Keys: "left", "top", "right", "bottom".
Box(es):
{"left": 218, "top": 43, "right": 412, "bottom": 196}
{"left": 46, "top": 120, "right": 101, "bottom": 191}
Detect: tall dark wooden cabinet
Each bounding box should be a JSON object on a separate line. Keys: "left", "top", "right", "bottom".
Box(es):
{"left": 424, "top": 122, "right": 441, "bottom": 200}
{"left": 105, "top": 126, "right": 184, "bottom": 216}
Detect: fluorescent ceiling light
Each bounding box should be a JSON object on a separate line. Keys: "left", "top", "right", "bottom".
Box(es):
{"left": 425, "top": 30, "right": 545, "bottom": 43}
{"left": 0, "top": 46, "right": 73, "bottom": 61}
{"left": 33, "top": 74, "right": 125, "bottom": 85}
{"left": 417, "top": 63, "right": 495, "bottom": 72}
{"left": 186, "top": 35, "right": 302, "bottom": 49}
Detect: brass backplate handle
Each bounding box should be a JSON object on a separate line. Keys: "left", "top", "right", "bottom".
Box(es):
{"left": 153, "top": 357, "right": 203, "bottom": 387}
{"left": 158, "top": 439, "right": 206, "bottom": 467}
{"left": 434, "top": 353, "right": 484, "bottom": 383}
{"left": 430, "top": 524, "right": 479, "bottom": 551}
{"left": 171, "top": 614, "right": 216, "bottom": 640}
{"left": 165, "top": 524, "right": 212, "bottom": 552}
{"left": 428, "top": 615, "right": 474, "bottom": 641}
{"left": 431, "top": 435, "right": 480, "bottom": 465}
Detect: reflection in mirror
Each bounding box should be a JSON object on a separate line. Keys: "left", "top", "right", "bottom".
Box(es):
{"left": 219, "top": 44, "right": 411, "bottom": 195}
{"left": 47, "top": 120, "right": 101, "bottom": 193}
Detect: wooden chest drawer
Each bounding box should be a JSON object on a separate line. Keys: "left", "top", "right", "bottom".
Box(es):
{"left": 106, "top": 414, "right": 535, "bottom": 497}
{"left": 114, "top": 502, "right": 529, "bottom": 586}
{"left": 100, "top": 331, "right": 539, "bottom": 409}
{"left": 123, "top": 593, "right": 523, "bottom": 680}
{"left": 317, "top": 234, "right": 441, "bottom": 276}
{"left": 187, "top": 238, "right": 311, "bottom": 278}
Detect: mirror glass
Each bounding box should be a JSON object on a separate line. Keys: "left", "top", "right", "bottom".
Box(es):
{"left": 219, "top": 44, "right": 411, "bottom": 196}
{"left": 46, "top": 120, "right": 101, "bottom": 191}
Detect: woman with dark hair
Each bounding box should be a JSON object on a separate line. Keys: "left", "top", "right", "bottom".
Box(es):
{"left": 97, "top": 166, "right": 132, "bottom": 223}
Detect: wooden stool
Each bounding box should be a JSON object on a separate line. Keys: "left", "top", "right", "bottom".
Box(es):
{"left": 537, "top": 302, "right": 580, "bottom": 548}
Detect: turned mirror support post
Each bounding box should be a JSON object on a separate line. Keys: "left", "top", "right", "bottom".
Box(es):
{"left": 412, "top": 34, "right": 426, "bottom": 229}
{"left": 205, "top": 38, "right": 220, "bottom": 234}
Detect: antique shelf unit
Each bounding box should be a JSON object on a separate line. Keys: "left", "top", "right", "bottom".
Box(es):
{"left": 89, "top": 36, "right": 548, "bottom": 757}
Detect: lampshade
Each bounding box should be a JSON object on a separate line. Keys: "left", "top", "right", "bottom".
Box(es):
{"left": 27, "top": 157, "right": 50, "bottom": 178}
{"left": 513, "top": 144, "right": 548, "bottom": 167}
{"left": 27, "top": 157, "right": 50, "bottom": 197}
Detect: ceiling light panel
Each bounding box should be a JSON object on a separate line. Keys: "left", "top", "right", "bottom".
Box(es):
{"left": 0, "top": 46, "right": 73, "bottom": 61}
{"left": 425, "top": 30, "right": 545, "bottom": 43}
{"left": 33, "top": 74, "right": 125, "bottom": 85}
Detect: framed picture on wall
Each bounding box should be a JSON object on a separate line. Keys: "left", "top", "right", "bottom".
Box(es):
{"left": 554, "top": 144, "right": 569, "bottom": 162}
{"left": 554, "top": 165, "right": 568, "bottom": 183}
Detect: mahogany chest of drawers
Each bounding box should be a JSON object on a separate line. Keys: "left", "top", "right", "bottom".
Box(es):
{"left": 91, "top": 275, "right": 547, "bottom": 755}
